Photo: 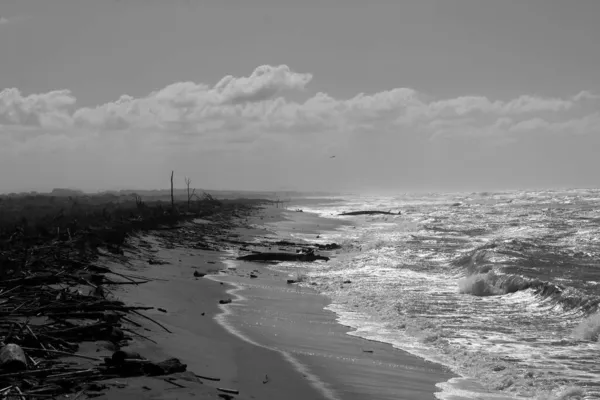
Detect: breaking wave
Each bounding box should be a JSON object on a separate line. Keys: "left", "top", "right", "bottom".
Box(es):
{"left": 572, "top": 312, "right": 600, "bottom": 341}
{"left": 291, "top": 190, "right": 600, "bottom": 399}
{"left": 453, "top": 242, "right": 600, "bottom": 315}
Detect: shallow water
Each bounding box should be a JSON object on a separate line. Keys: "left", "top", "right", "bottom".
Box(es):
{"left": 213, "top": 250, "right": 454, "bottom": 400}
{"left": 283, "top": 190, "right": 600, "bottom": 400}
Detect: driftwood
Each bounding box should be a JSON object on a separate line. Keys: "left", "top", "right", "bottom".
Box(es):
{"left": 194, "top": 373, "right": 221, "bottom": 381}
{"left": 163, "top": 377, "right": 186, "bottom": 388}
{"left": 0, "top": 197, "right": 270, "bottom": 398}
{"left": 217, "top": 388, "right": 240, "bottom": 395}
{"left": 339, "top": 210, "right": 400, "bottom": 216}
{"left": 273, "top": 240, "right": 341, "bottom": 252}
{"left": 237, "top": 252, "right": 329, "bottom": 263}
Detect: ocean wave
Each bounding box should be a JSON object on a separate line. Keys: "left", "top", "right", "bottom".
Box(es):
{"left": 572, "top": 312, "right": 600, "bottom": 341}
{"left": 288, "top": 191, "right": 600, "bottom": 398}
{"left": 458, "top": 272, "right": 530, "bottom": 296}
{"left": 452, "top": 241, "right": 600, "bottom": 315}
{"left": 458, "top": 271, "right": 600, "bottom": 315}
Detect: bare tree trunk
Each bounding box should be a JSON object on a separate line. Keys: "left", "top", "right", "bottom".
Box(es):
{"left": 184, "top": 177, "right": 195, "bottom": 212}
{"left": 186, "top": 177, "right": 190, "bottom": 211}
{"left": 170, "top": 171, "right": 174, "bottom": 211}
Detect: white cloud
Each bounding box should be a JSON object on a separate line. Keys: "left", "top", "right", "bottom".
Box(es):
{"left": 2, "top": 64, "right": 597, "bottom": 140}
{"left": 0, "top": 88, "right": 75, "bottom": 129}
{"left": 1, "top": 64, "right": 599, "bottom": 192}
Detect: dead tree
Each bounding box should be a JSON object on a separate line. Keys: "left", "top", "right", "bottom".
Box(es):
{"left": 184, "top": 177, "right": 196, "bottom": 211}
{"left": 170, "top": 171, "right": 174, "bottom": 211}
{"left": 131, "top": 193, "right": 144, "bottom": 209}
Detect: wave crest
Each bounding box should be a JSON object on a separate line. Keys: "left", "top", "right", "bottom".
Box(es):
{"left": 458, "top": 272, "right": 530, "bottom": 296}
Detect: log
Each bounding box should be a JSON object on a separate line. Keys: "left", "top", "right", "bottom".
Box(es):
{"left": 236, "top": 252, "right": 329, "bottom": 263}
{"left": 194, "top": 373, "right": 221, "bottom": 381}
{"left": 217, "top": 388, "right": 239, "bottom": 395}
{"left": 0, "top": 343, "right": 28, "bottom": 371}
{"left": 339, "top": 210, "right": 399, "bottom": 216}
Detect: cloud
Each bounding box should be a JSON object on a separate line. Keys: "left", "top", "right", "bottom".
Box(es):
{"left": 0, "top": 88, "right": 76, "bottom": 129}
{"left": 70, "top": 65, "right": 313, "bottom": 131}
{"left": 2, "top": 64, "right": 597, "bottom": 140}
{"left": 1, "top": 64, "right": 599, "bottom": 192}
{"left": 0, "top": 17, "right": 9, "bottom": 25}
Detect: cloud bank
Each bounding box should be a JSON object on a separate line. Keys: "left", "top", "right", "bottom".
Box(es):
{"left": 1, "top": 64, "right": 599, "bottom": 193}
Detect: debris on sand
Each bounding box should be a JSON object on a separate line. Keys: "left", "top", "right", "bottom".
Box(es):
{"left": 0, "top": 192, "right": 268, "bottom": 398}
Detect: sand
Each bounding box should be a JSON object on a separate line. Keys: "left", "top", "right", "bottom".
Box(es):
{"left": 97, "top": 205, "right": 453, "bottom": 400}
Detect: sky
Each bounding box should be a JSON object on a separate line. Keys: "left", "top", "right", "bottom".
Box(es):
{"left": 1, "top": 0, "right": 599, "bottom": 194}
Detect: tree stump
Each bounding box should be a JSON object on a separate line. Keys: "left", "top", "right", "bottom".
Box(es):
{"left": 0, "top": 343, "right": 28, "bottom": 371}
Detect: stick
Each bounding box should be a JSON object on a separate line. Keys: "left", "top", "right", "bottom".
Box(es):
{"left": 121, "top": 316, "right": 143, "bottom": 327}
{"left": 0, "top": 386, "right": 13, "bottom": 395}
{"left": 131, "top": 310, "right": 172, "bottom": 333}
{"left": 194, "top": 374, "right": 221, "bottom": 381}
{"left": 71, "top": 390, "right": 85, "bottom": 400}
{"left": 46, "top": 368, "right": 98, "bottom": 380}
{"left": 0, "top": 285, "right": 23, "bottom": 297}
{"left": 163, "top": 378, "right": 185, "bottom": 388}
{"left": 14, "top": 385, "right": 26, "bottom": 400}
{"left": 0, "top": 368, "right": 66, "bottom": 379}
{"left": 122, "top": 328, "right": 158, "bottom": 344}
{"left": 19, "top": 347, "right": 102, "bottom": 361}
{"left": 25, "top": 325, "right": 46, "bottom": 350}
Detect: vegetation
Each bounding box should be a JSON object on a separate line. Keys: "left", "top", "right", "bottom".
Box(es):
{"left": 0, "top": 174, "right": 275, "bottom": 397}
{"left": 0, "top": 172, "right": 272, "bottom": 269}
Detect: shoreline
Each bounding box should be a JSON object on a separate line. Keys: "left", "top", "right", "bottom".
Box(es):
{"left": 213, "top": 206, "right": 456, "bottom": 400}
{"left": 100, "top": 203, "right": 455, "bottom": 400}
{"left": 98, "top": 204, "right": 328, "bottom": 400}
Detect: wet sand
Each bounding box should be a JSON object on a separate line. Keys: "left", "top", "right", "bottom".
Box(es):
{"left": 102, "top": 234, "right": 328, "bottom": 400}
{"left": 100, "top": 205, "right": 454, "bottom": 399}
{"left": 216, "top": 208, "right": 455, "bottom": 400}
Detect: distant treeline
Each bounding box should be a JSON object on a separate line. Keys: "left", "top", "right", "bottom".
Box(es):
{"left": 0, "top": 188, "right": 346, "bottom": 200}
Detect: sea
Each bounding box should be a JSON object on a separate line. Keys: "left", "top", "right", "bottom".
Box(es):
{"left": 278, "top": 189, "right": 600, "bottom": 400}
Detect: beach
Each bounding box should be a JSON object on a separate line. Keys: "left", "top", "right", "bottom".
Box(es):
{"left": 98, "top": 204, "right": 453, "bottom": 400}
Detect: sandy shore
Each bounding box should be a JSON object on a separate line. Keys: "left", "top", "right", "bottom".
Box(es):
{"left": 97, "top": 205, "right": 453, "bottom": 400}
{"left": 215, "top": 207, "right": 455, "bottom": 400}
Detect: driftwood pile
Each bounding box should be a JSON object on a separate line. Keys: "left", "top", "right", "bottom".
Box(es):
{"left": 0, "top": 239, "right": 186, "bottom": 398}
